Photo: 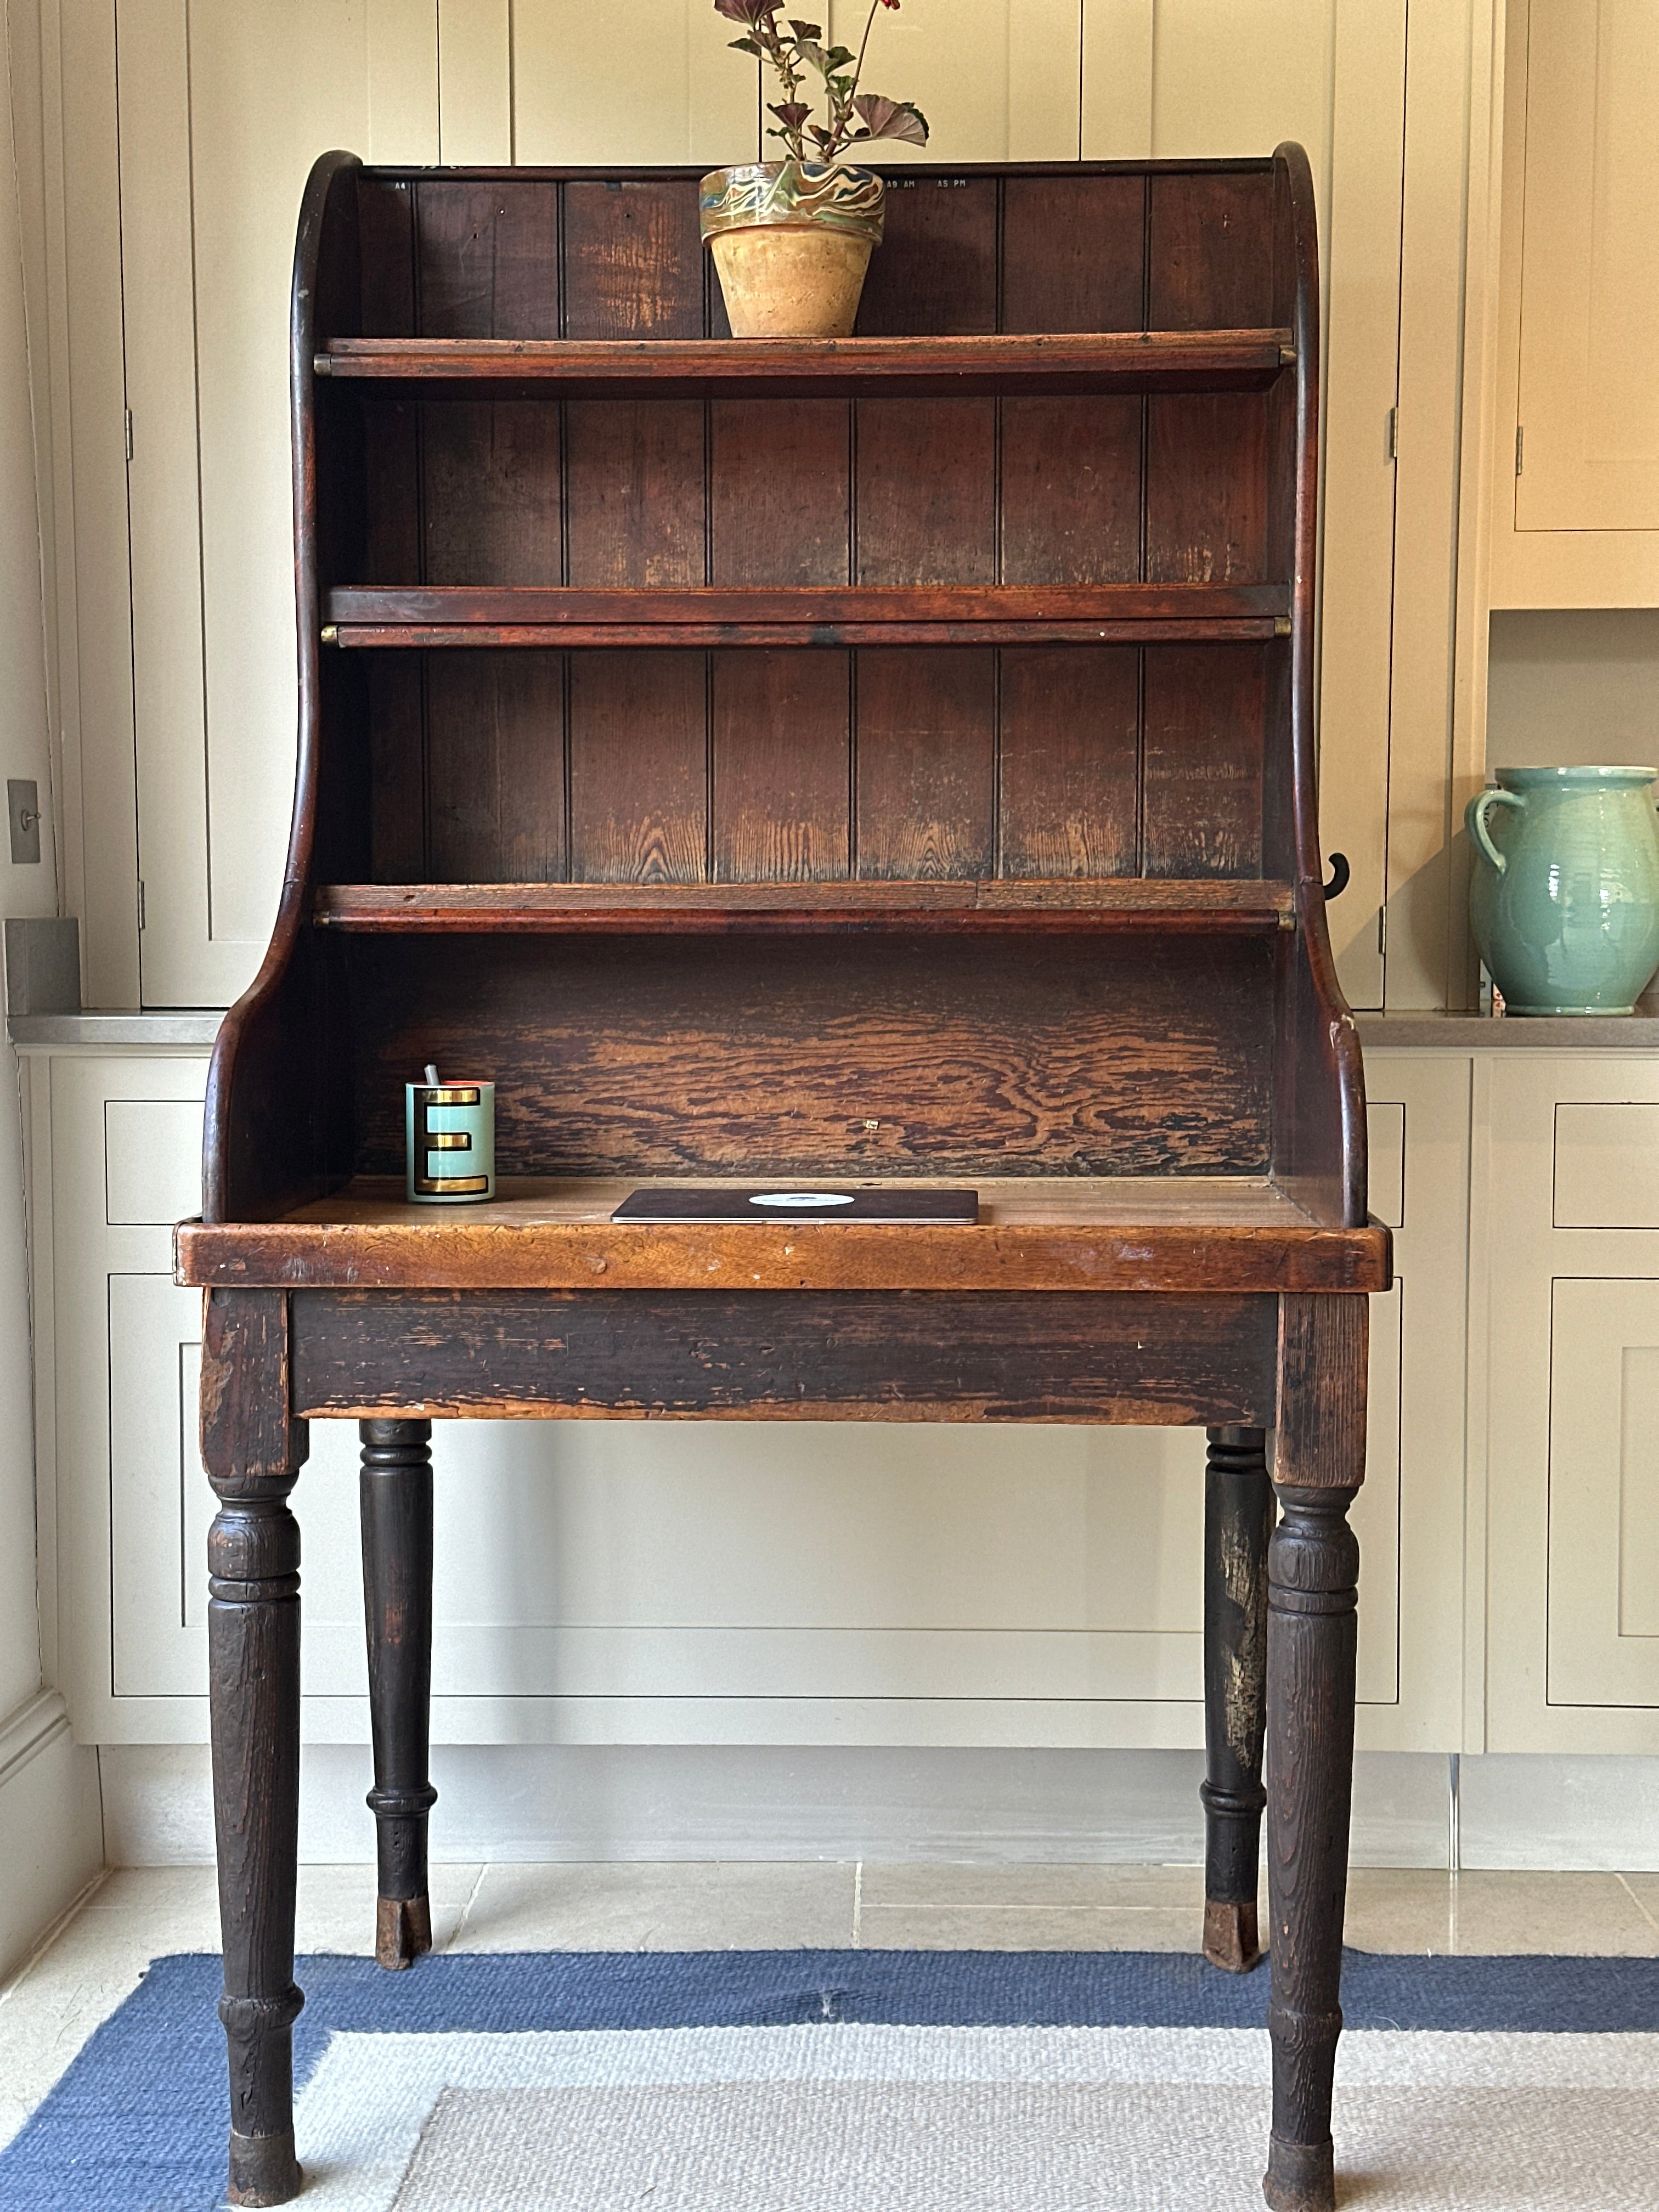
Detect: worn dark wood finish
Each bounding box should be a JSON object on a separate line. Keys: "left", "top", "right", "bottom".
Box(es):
{"left": 1264, "top": 1293, "right": 1368, "bottom": 2212}
{"left": 1201, "top": 1424, "right": 1273, "bottom": 1974}
{"left": 201, "top": 1291, "right": 308, "bottom": 2206}
{"left": 710, "top": 401, "right": 850, "bottom": 585}
{"left": 334, "top": 616, "right": 1286, "bottom": 650}
{"left": 327, "top": 583, "right": 1288, "bottom": 626}
{"left": 321, "top": 329, "right": 1296, "bottom": 398}
{"left": 313, "top": 877, "right": 1294, "bottom": 930}
{"left": 359, "top": 1419, "right": 437, "bottom": 1970}
{"left": 291, "top": 1288, "right": 1282, "bottom": 1424}
{"left": 425, "top": 653, "right": 565, "bottom": 883}
{"left": 712, "top": 653, "right": 851, "bottom": 880}
{"left": 193, "top": 148, "right": 1380, "bottom": 2211}
{"left": 178, "top": 1204, "right": 1391, "bottom": 1297}
{"left": 568, "top": 652, "right": 707, "bottom": 883}
{"left": 336, "top": 932, "right": 1279, "bottom": 1181}
{"left": 854, "top": 173, "right": 998, "bottom": 334}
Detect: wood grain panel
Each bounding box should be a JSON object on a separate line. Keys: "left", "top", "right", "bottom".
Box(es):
{"left": 367, "top": 657, "right": 425, "bottom": 882}
{"left": 290, "top": 1287, "right": 1280, "bottom": 1424}
{"left": 855, "top": 176, "right": 998, "bottom": 335}
{"left": 998, "top": 646, "right": 1138, "bottom": 878}
{"left": 425, "top": 652, "right": 565, "bottom": 882}
{"left": 709, "top": 400, "right": 851, "bottom": 585}
{"left": 856, "top": 400, "right": 996, "bottom": 584}
{"left": 413, "top": 181, "right": 495, "bottom": 336}
{"left": 1002, "top": 174, "right": 1146, "bottom": 332}
{"left": 420, "top": 403, "right": 562, "bottom": 584}
{"left": 712, "top": 652, "right": 850, "bottom": 881}
{"left": 1147, "top": 172, "right": 1275, "bottom": 330}
{"left": 1001, "top": 398, "right": 1142, "bottom": 582}
{"left": 413, "top": 180, "right": 558, "bottom": 338}
{"left": 482, "top": 180, "right": 562, "bottom": 338}
{"left": 363, "top": 404, "right": 421, "bottom": 584}
{"left": 1146, "top": 396, "right": 1268, "bottom": 584}
{"left": 357, "top": 176, "right": 416, "bottom": 336}
{"left": 1142, "top": 646, "right": 1266, "bottom": 879}
{"left": 562, "top": 178, "right": 703, "bottom": 338}
{"left": 568, "top": 651, "right": 707, "bottom": 883}
{"left": 565, "top": 402, "right": 706, "bottom": 585}
{"left": 343, "top": 932, "right": 1276, "bottom": 1178}
{"left": 855, "top": 648, "right": 995, "bottom": 879}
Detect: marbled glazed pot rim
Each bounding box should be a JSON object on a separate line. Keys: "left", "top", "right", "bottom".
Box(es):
{"left": 1492, "top": 763, "right": 1658, "bottom": 788}
{"left": 700, "top": 159, "right": 885, "bottom": 245}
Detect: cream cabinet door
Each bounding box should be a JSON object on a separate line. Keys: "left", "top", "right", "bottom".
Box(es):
{"left": 1514, "top": 0, "right": 1659, "bottom": 534}
{"left": 1547, "top": 1277, "right": 1659, "bottom": 1708}
{"left": 1483, "top": 1057, "right": 1659, "bottom": 1752}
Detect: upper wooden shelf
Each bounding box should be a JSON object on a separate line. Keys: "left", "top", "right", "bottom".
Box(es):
{"left": 323, "top": 583, "right": 1290, "bottom": 651}
{"left": 316, "top": 330, "right": 1296, "bottom": 401}
{"left": 313, "top": 879, "right": 1297, "bottom": 935}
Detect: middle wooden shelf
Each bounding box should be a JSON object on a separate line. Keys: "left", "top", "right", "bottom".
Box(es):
{"left": 323, "top": 583, "right": 1291, "bottom": 650}
{"left": 313, "top": 879, "right": 1298, "bottom": 934}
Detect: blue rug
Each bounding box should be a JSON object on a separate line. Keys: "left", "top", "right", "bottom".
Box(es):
{"left": 5, "top": 1949, "right": 1659, "bottom": 2210}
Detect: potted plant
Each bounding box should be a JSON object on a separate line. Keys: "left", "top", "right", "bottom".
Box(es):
{"left": 702, "top": 2, "right": 929, "bottom": 338}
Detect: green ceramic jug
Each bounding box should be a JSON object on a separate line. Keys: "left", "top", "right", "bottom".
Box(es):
{"left": 1466, "top": 765, "right": 1659, "bottom": 1014}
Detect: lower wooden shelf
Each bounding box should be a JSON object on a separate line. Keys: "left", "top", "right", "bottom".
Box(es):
{"left": 312, "top": 880, "right": 1299, "bottom": 934}
{"left": 177, "top": 1175, "right": 1391, "bottom": 1295}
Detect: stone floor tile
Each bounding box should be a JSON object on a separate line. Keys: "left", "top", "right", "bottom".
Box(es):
{"left": 454, "top": 1860, "right": 858, "bottom": 1953}
{"left": 859, "top": 1861, "right": 1206, "bottom": 1912}
{"left": 856, "top": 1904, "right": 1204, "bottom": 1953}
{"left": 1345, "top": 1868, "right": 1659, "bottom": 1956}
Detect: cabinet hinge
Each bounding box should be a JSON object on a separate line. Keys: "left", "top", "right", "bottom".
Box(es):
{"left": 136, "top": 878, "right": 145, "bottom": 932}
{"left": 1515, "top": 424, "right": 1525, "bottom": 478}
{"left": 1378, "top": 904, "right": 1387, "bottom": 958}
{"left": 1386, "top": 406, "right": 1398, "bottom": 461}
{"left": 123, "top": 408, "right": 133, "bottom": 462}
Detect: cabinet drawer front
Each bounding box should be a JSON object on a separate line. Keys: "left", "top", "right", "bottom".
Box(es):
{"left": 1554, "top": 1102, "right": 1659, "bottom": 1228}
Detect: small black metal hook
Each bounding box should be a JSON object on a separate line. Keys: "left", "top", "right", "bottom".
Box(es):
{"left": 1322, "top": 851, "right": 1351, "bottom": 901}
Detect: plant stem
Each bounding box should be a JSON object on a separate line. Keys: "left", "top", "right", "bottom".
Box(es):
{"left": 852, "top": 0, "right": 882, "bottom": 93}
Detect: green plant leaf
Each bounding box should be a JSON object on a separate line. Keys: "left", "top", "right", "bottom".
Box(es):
{"left": 727, "top": 35, "right": 764, "bottom": 53}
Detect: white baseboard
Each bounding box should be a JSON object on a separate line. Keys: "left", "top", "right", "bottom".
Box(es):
{"left": 0, "top": 1691, "right": 104, "bottom": 1981}
{"left": 100, "top": 1743, "right": 1455, "bottom": 1869}
{"left": 1459, "top": 1754, "right": 1659, "bottom": 1870}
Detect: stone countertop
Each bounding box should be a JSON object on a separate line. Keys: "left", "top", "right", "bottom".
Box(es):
{"left": 10, "top": 1008, "right": 1659, "bottom": 1053}
{"left": 7, "top": 1011, "right": 223, "bottom": 1048}
{"left": 1356, "top": 1011, "right": 1659, "bottom": 1049}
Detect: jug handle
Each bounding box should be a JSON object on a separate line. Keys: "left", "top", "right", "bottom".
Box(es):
{"left": 1466, "top": 786, "right": 1526, "bottom": 874}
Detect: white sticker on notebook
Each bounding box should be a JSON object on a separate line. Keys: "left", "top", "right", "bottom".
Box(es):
{"left": 749, "top": 1192, "right": 855, "bottom": 1208}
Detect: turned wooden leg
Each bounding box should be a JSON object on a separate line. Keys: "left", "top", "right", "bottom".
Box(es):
{"left": 360, "top": 1418, "right": 436, "bottom": 1969}
{"left": 202, "top": 1291, "right": 308, "bottom": 2208}
{"left": 1263, "top": 1295, "right": 1367, "bottom": 2212}
{"left": 1201, "top": 1424, "right": 1272, "bottom": 1973}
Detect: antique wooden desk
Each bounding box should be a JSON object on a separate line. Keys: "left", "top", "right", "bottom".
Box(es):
{"left": 176, "top": 145, "right": 1390, "bottom": 2212}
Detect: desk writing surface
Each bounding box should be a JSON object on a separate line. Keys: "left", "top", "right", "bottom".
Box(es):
{"left": 177, "top": 1177, "right": 1391, "bottom": 1295}
{"left": 284, "top": 1174, "right": 1321, "bottom": 1229}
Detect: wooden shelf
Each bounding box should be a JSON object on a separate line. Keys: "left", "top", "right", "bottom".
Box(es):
{"left": 177, "top": 1175, "right": 1391, "bottom": 1297}
{"left": 313, "top": 879, "right": 1298, "bottom": 935}
{"left": 317, "top": 329, "right": 1296, "bottom": 401}
{"left": 323, "top": 583, "right": 1291, "bottom": 651}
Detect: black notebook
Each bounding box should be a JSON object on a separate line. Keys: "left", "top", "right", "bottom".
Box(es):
{"left": 612, "top": 1187, "right": 979, "bottom": 1225}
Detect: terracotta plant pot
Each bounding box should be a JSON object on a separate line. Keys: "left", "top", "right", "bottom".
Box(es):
{"left": 700, "top": 160, "right": 884, "bottom": 338}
